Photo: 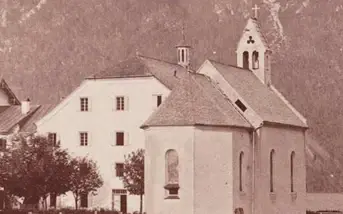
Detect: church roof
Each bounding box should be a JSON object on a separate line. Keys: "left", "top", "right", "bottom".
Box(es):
{"left": 141, "top": 72, "right": 252, "bottom": 129}
{"left": 209, "top": 60, "right": 307, "bottom": 128}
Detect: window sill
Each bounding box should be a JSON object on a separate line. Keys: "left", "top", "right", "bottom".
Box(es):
{"left": 164, "top": 195, "right": 180, "bottom": 200}
{"left": 239, "top": 191, "right": 246, "bottom": 197}
{"left": 269, "top": 192, "right": 276, "bottom": 202}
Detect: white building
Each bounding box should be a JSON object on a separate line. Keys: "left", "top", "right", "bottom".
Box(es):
{"left": 35, "top": 46, "right": 195, "bottom": 211}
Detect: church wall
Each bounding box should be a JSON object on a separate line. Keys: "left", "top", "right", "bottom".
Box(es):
{"left": 232, "top": 128, "right": 253, "bottom": 214}
{"left": 144, "top": 126, "right": 195, "bottom": 214}
{"left": 193, "top": 126, "right": 236, "bottom": 214}
{"left": 255, "top": 126, "right": 306, "bottom": 214}
{"left": 36, "top": 77, "right": 171, "bottom": 211}
{"left": 306, "top": 193, "right": 343, "bottom": 212}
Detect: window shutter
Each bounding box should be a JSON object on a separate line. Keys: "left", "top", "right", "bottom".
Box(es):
{"left": 125, "top": 132, "right": 129, "bottom": 146}
{"left": 88, "top": 132, "right": 91, "bottom": 146}
{"left": 125, "top": 97, "right": 129, "bottom": 111}
{"left": 152, "top": 95, "right": 156, "bottom": 110}
{"left": 57, "top": 133, "right": 61, "bottom": 146}
{"left": 88, "top": 97, "right": 92, "bottom": 112}
{"left": 112, "top": 131, "right": 116, "bottom": 146}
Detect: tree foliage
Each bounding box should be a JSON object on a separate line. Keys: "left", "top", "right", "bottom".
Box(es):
{"left": 121, "top": 149, "right": 144, "bottom": 213}
{"left": 0, "top": 134, "right": 73, "bottom": 207}
{"left": 0, "top": 133, "right": 104, "bottom": 210}
{"left": 68, "top": 157, "right": 103, "bottom": 209}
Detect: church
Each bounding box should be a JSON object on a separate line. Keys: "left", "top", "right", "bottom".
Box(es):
{"left": 141, "top": 10, "right": 308, "bottom": 214}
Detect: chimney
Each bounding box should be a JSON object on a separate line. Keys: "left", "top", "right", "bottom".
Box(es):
{"left": 21, "top": 98, "right": 31, "bottom": 114}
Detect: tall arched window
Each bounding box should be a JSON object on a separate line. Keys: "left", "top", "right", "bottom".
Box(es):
{"left": 239, "top": 152, "right": 244, "bottom": 192}
{"left": 243, "top": 51, "right": 249, "bottom": 69}
{"left": 270, "top": 149, "right": 275, "bottom": 192}
{"left": 290, "top": 151, "right": 295, "bottom": 192}
{"left": 252, "top": 51, "right": 259, "bottom": 69}
{"left": 165, "top": 149, "right": 179, "bottom": 198}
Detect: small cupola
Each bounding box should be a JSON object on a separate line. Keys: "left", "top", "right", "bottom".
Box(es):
{"left": 176, "top": 42, "right": 191, "bottom": 68}
{"left": 176, "top": 24, "right": 191, "bottom": 68}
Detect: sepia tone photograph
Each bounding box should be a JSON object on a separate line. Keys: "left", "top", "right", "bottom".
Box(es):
{"left": 0, "top": 0, "right": 341, "bottom": 214}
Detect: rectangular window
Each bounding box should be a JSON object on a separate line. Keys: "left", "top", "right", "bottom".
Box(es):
{"left": 80, "top": 97, "right": 88, "bottom": 112}
{"left": 115, "top": 163, "right": 124, "bottom": 177}
{"left": 116, "top": 96, "right": 125, "bottom": 111}
{"left": 235, "top": 99, "right": 247, "bottom": 112}
{"left": 80, "top": 132, "right": 88, "bottom": 146}
{"left": 0, "top": 139, "right": 6, "bottom": 151}
{"left": 157, "top": 95, "right": 162, "bottom": 107}
{"left": 80, "top": 192, "right": 88, "bottom": 208}
{"left": 116, "top": 132, "right": 124, "bottom": 146}
{"left": 48, "top": 133, "right": 57, "bottom": 146}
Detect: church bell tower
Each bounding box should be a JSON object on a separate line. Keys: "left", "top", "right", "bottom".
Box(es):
{"left": 236, "top": 4, "right": 272, "bottom": 86}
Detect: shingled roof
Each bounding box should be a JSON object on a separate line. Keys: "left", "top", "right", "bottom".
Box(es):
{"left": 87, "top": 57, "right": 152, "bottom": 79}
{"left": 0, "top": 105, "right": 40, "bottom": 134}
{"left": 209, "top": 60, "right": 307, "bottom": 128}
{"left": 142, "top": 72, "right": 251, "bottom": 129}
{"left": 20, "top": 104, "right": 56, "bottom": 133}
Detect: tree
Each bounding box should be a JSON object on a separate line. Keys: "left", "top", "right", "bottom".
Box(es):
{"left": 0, "top": 134, "right": 73, "bottom": 209}
{"left": 68, "top": 157, "right": 103, "bottom": 209}
{"left": 121, "top": 149, "right": 144, "bottom": 214}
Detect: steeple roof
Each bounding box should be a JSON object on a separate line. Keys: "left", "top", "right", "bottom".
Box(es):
{"left": 237, "top": 17, "right": 270, "bottom": 51}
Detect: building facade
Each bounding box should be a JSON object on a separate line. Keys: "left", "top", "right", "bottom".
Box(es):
{"left": 35, "top": 55, "right": 192, "bottom": 211}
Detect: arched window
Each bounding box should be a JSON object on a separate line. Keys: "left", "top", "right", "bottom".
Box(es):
{"left": 239, "top": 152, "right": 244, "bottom": 192}
{"left": 165, "top": 149, "right": 179, "bottom": 198}
{"left": 252, "top": 51, "right": 259, "bottom": 69}
{"left": 270, "top": 149, "right": 275, "bottom": 192}
{"left": 243, "top": 51, "right": 249, "bottom": 69}
{"left": 290, "top": 151, "right": 295, "bottom": 192}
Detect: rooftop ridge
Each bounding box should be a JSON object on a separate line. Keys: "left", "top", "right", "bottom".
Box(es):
{"left": 207, "top": 59, "right": 251, "bottom": 72}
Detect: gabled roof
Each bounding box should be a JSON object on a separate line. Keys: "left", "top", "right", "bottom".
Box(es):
{"left": 142, "top": 72, "right": 252, "bottom": 129}
{"left": 0, "top": 105, "right": 40, "bottom": 134}
{"left": 85, "top": 55, "right": 190, "bottom": 91}
{"left": 20, "top": 104, "right": 56, "bottom": 133}
{"left": 208, "top": 60, "right": 307, "bottom": 128}
{"left": 237, "top": 18, "right": 270, "bottom": 50}
{"left": 138, "top": 55, "right": 191, "bottom": 90}
{"left": 87, "top": 57, "right": 152, "bottom": 79}
{"left": 0, "top": 79, "right": 21, "bottom": 105}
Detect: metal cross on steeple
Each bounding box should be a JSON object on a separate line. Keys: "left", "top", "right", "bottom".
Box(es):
{"left": 252, "top": 4, "right": 260, "bottom": 19}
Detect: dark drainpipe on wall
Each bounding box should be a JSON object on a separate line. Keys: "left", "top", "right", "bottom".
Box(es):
{"left": 252, "top": 123, "right": 263, "bottom": 214}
